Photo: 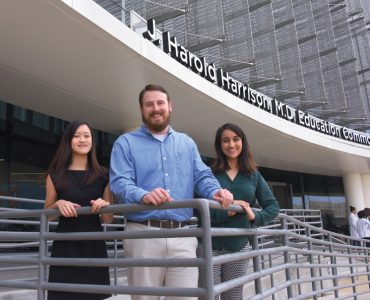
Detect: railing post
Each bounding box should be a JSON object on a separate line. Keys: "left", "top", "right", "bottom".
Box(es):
{"left": 347, "top": 237, "right": 357, "bottom": 300}
{"left": 328, "top": 235, "right": 338, "bottom": 298}
{"left": 113, "top": 237, "right": 118, "bottom": 287}
{"left": 317, "top": 254, "right": 323, "bottom": 294}
{"left": 269, "top": 253, "right": 275, "bottom": 300}
{"left": 306, "top": 226, "right": 318, "bottom": 300}
{"left": 37, "top": 212, "right": 48, "bottom": 300}
{"left": 281, "top": 217, "right": 292, "bottom": 298}
{"left": 365, "top": 240, "right": 370, "bottom": 290}
{"left": 199, "top": 199, "right": 215, "bottom": 300}
{"left": 252, "top": 232, "right": 262, "bottom": 296}
{"left": 295, "top": 252, "right": 302, "bottom": 296}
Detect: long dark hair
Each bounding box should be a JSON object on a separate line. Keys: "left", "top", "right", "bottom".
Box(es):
{"left": 211, "top": 123, "right": 257, "bottom": 175}
{"left": 47, "top": 120, "right": 106, "bottom": 188}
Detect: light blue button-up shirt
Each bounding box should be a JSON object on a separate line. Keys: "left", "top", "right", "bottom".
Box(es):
{"left": 110, "top": 125, "right": 221, "bottom": 221}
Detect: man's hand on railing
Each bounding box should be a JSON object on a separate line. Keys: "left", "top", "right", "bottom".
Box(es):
{"left": 213, "top": 188, "right": 234, "bottom": 208}
{"left": 142, "top": 188, "right": 174, "bottom": 206}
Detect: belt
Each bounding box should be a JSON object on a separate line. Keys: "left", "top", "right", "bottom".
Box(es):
{"left": 128, "top": 219, "right": 197, "bottom": 229}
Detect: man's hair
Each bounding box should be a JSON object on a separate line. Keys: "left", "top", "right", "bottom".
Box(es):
{"left": 358, "top": 210, "right": 365, "bottom": 219}
{"left": 364, "top": 207, "right": 370, "bottom": 217}
{"left": 139, "top": 84, "right": 171, "bottom": 107}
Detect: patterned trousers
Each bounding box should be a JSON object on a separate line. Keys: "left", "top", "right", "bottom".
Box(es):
{"left": 197, "top": 244, "right": 250, "bottom": 300}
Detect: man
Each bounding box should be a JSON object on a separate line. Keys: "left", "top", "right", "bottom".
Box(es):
{"left": 110, "top": 84, "right": 233, "bottom": 300}
{"left": 348, "top": 206, "right": 359, "bottom": 245}
{"left": 356, "top": 209, "right": 370, "bottom": 249}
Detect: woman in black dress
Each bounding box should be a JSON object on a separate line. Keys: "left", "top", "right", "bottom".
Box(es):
{"left": 44, "top": 120, "right": 113, "bottom": 300}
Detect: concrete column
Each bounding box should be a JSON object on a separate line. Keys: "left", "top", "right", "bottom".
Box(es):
{"left": 343, "top": 173, "right": 365, "bottom": 211}
{"left": 361, "top": 173, "right": 370, "bottom": 208}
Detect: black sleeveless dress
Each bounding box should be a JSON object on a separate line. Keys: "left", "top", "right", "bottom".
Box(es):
{"left": 48, "top": 170, "right": 111, "bottom": 300}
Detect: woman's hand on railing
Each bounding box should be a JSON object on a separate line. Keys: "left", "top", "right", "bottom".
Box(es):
{"left": 233, "top": 200, "right": 255, "bottom": 221}
{"left": 90, "top": 198, "right": 110, "bottom": 213}
{"left": 91, "top": 198, "right": 113, "bottom": 224}
{"left": 55, "top": 199, "right": 81, "bottom": 218}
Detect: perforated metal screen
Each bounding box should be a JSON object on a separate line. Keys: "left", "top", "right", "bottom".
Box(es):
{"left": 94, "top": 0, "right": 370, "bottom": 132}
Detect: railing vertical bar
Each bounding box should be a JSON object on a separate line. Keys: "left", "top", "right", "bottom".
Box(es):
{"left": 252, "top": 232, "right": 262, "bottom": 296}
{"left": 296, "top": 252, "right": 302, "bottom": 296}
{"left": 281, "top": 218, "right": 292, "bottom": 298}
{"left": 306, "top": 226, "right": 318, "bottom": 300}
{"left": 317, "top": 254, "right": 323, "bottom": 294}
{"left": 37, "top": 212, "right": 48, "bottom": 300}
{"left": 365, "top": 240, "right": 370, "bottom": 289}
{"left": 113, "top": 238, "right": 118, "bottom": 287}
{"left": 328, "top": 235, "right": 339, "bottom": 298}
{"left": 348, "top": 237, "right": 357, "bottom": 300}
{"left": 199, "top": 199, "right": 214, "bottom": 300}
{"left": 269, "top": 253, "right": 275, "bottom": 300}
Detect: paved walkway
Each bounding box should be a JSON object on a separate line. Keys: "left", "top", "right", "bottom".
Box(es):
{"left": 317, "top": 275, "right": 370, "bottom": 300}
{"left": 0, "top": 269, "right": 369, "bottom": 299}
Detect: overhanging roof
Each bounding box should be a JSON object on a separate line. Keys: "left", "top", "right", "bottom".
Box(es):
{"left": 0, "top": 0, "right": 369, "bottom": 177}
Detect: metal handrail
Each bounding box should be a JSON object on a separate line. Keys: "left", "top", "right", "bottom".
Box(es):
{"left": 0, "top": 196, "right": 369, "bottom": 299}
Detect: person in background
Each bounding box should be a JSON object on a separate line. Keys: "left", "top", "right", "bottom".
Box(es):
{"left": 109, "top": 84, "right": 234, "bottom": 300}
{"left": 348, "top": 205, "right": 360, "bottom": 246}
{"left": 44, "top": 120, "right": 113, "bottom": 300}
{"left": 357, "top": 209, "right": 370, "bottom": 248}
{"left": 364, "top": 207, "right": 370, "bottom": 219}
{"left": 198, "top": 123, "right": 280, "bottom": 300}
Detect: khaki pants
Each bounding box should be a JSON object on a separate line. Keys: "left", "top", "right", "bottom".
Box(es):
{"left": 123, "top": 222, "right": 198, "bottom": 300}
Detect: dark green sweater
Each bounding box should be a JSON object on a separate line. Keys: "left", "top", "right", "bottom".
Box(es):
{"left": 210, "top": 171, "right": 279, "bottom": 252}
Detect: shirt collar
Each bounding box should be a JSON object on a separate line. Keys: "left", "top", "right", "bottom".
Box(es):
{"left": 140, "top": 124, "right": 174, "bottom": 138}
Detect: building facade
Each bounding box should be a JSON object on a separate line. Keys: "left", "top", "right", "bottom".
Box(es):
{"left": 98, "top": 0, "right": 370, "bottom": 132}
{"left": 0, "top": 100, "right": 347, "bottom": 232}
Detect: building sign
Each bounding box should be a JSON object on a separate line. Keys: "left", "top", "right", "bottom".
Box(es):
{"left": 141, "top": 17, "right": 370, "bottom": 147}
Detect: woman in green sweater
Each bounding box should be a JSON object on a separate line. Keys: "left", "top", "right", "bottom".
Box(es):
{"left": 198, "top": 123, "right": 280, "bottom": 300}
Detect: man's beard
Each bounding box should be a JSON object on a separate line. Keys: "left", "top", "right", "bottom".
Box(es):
{"left": 142, "top": 113, "right": 171, "bottom": 133}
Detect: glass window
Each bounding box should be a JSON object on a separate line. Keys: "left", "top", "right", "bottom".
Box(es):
{"left": 107, "top": 133, "right": 118, "bottom": 145}
{"left": 100, "top": 132, "right": 118, "bottom": 167}
{"left": 13, "top": 106, "right": 27, "bottom": 122}
{"left": 9, "top": 161, "right": 45, "bottom": 209}
{"left": 292, "top": 196, "right": 304, "bottom": 209}
{"left": 260, "top": 167, "right": 301, "bottom": 194}
{"left": 269, "top": 183, "right": 293, "bottom": 209}
{"left": 8, "top": 137, "right": 54, "bottom": 208}
{"left": 32, "top": 112, "right": 50, "bottom": 131}
{"left": 54, "top": 119, "right": 68, "bottom": 135}
{"left": 0, "top": 101, "right": 6, "bottom": 120}
{"left": 305, "top": 195, "right": 346, "bottom": 233}
{"left": 0, "top": 135, "right": 9, "bottom": 197}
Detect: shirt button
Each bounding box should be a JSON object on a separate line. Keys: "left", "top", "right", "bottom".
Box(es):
{"left": 163, "top": 157, "right": 166, "bottom": 160}
{"left": 165, "top": 173, "right": 168, "bottom": 176}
